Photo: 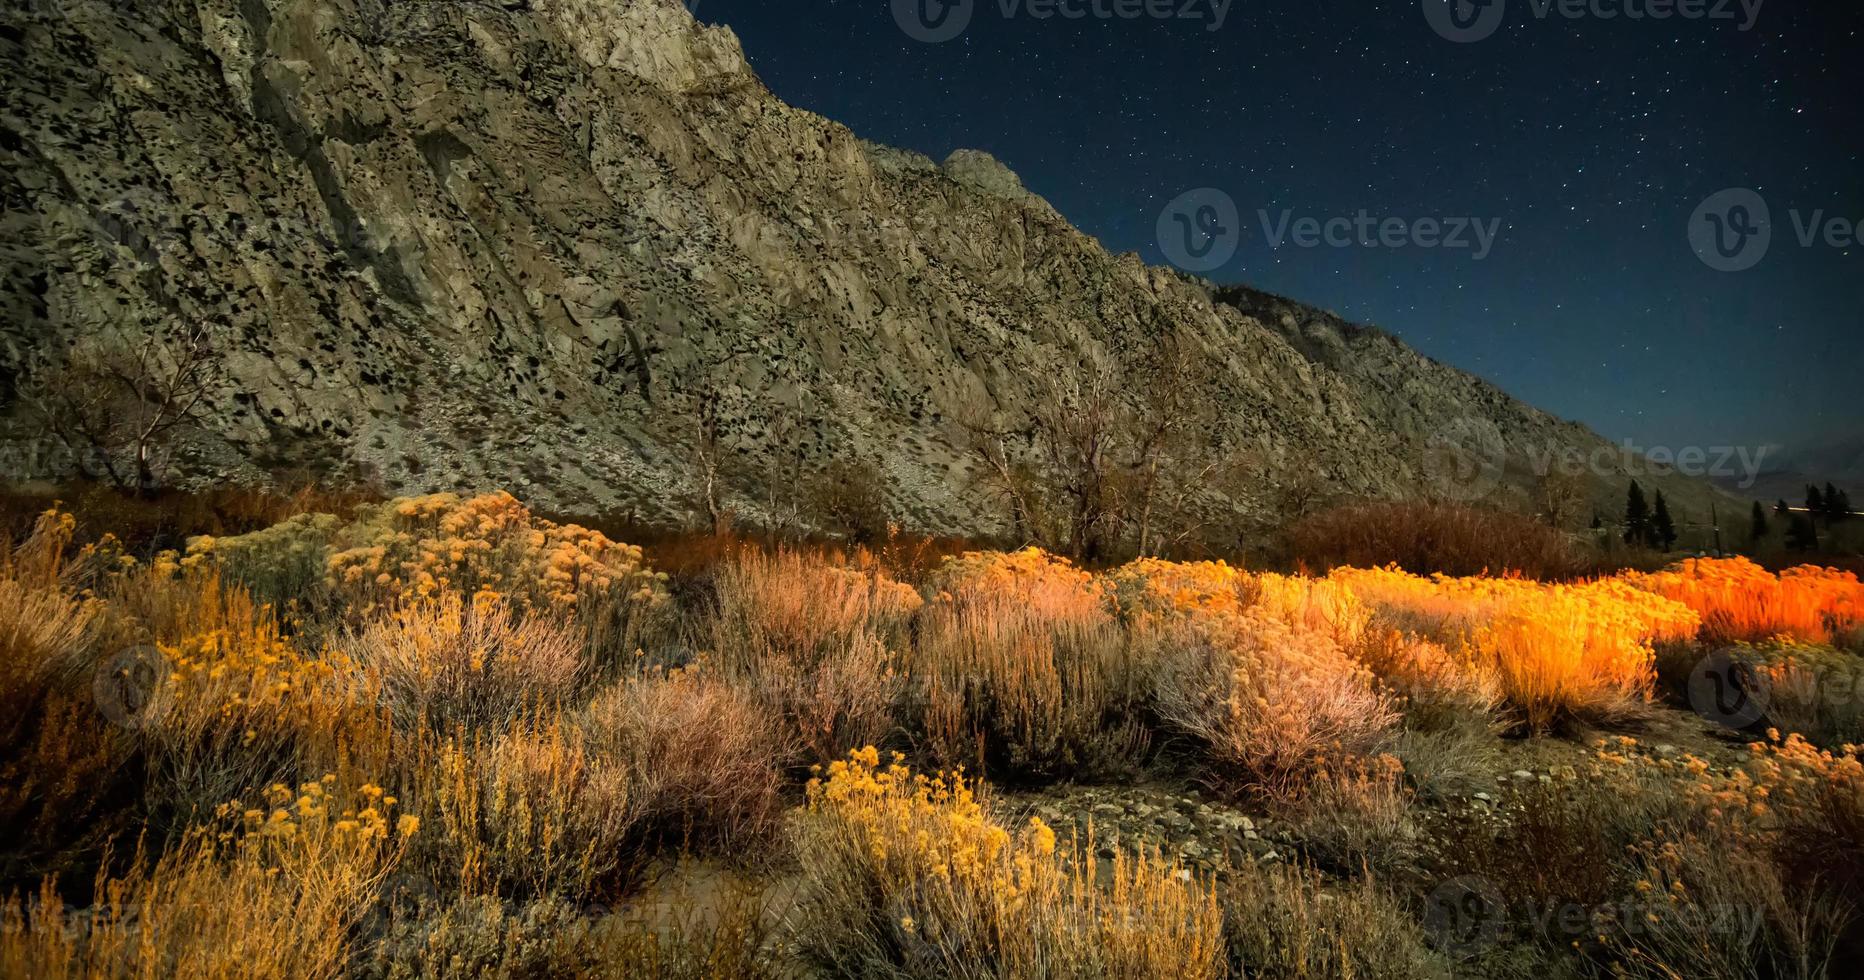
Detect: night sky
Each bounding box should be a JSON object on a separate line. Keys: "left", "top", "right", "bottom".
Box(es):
{"left": 694, "top": 0, "right": 1859, "bottom": 458}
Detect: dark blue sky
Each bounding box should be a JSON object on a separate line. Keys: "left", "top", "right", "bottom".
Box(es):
{"left": 695, "top": 0, "right": 1859, "bottom": 453}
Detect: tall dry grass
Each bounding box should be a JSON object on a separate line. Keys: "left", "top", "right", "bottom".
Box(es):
{"left": 913, "top": 549, "right": 1145, "bottom": 780}
{"left": 581, "top": 662, "right": 788, "bottom": 852}
{"left": 704, "top": 548, "right": 917, "bottom": 761}
{"left": 346, "top": 595, "right": 588, "bottom": 731}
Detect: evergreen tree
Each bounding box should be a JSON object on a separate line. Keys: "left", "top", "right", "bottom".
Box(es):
{"left": 1786, "top": 515, "right": 1819, "bottom": 552}
{"left": 1836, "top": 489, "right": 1854, "bottom": 522}
{"left": 1775, "top": 498, "right": 1791, "bottom": 516}
{"left": 1826, "top": 483, "right": 1843, "bottom": 519}
{"left": 1807, "top": 484, "right": 1825, "bottom": 514}
{"left": 1750, "top": 501, "right": 1769, "bottom": 543}
{"left": 1623, "top": 482, "right": 1651, "bottom": 548}
{"left": 1652, "top": 491, "right": 1678, "bottom": 552}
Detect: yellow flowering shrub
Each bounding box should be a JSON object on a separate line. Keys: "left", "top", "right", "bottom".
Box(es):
{"left": 790, "top": 748, "right": 1223, "bottom": 979}
{"left": 191, "top": 492, "right": 667, "bottom": 616}
{"left": 915, "top": 549, "right": 1142, "bottom": 778}
{"left": 426, "top": 721, "right": 634, "bottom": 900}
{"left": 0, "top": 776, "right": 416, "bottom": 980}
{"left": 1624, "top": 556, "right": 1864, "bottom": 646}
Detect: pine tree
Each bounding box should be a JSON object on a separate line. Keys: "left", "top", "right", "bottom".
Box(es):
{"left": 1836, "top": 489, "right": 1854, "bottom": 522}
{"left": 1786, "top": 515, "right": 1819, "bottom": 552}
{"left": 1826, "top": 483, "right": 1843, "bottom": 519}
{"left": 1652, "top": 491, "right": 1678, "bottom": 552}
{"left": 1750, "top": 501, "right": 1769, "bottom": 543}
{"left": 1807, "top": 484, "right": 1825, "bottom": 515}
{"left": 1624, "top": 482, "right": 1651, "bottom": 548}
{"left": 1775, "top": 498, "right": 1791, "bottom": 517}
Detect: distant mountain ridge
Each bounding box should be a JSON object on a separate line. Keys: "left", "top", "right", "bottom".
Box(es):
{"left": 0, "top": 0, "right": 1734, "bottom": 534}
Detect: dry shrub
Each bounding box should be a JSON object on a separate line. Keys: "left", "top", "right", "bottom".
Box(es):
{"left": 1439, "top": 738, "right": 1697, "bottom": 950}
{"left": 1221, "top": 861, "right": 1448, "bottom": 979}
{"left": 359, "top": 896, "right": 604, "bottom": 979}
{"left": 347, "top": 596, "right": 588, "bottom": 731}
{"left": 706, "top": 548, "right": 917, "bottom": 761}
{"left": 1588, "top": 736, "right": 1861, "bottom": 978}
{"left": 1350, "top": 627, "right": 1504, "bottom": 734}
{"left": 0, "top": 777, "right": 416, "bottom": 980}
{"left": 787, "top": 748, "right": 1224, "bottom": 979}
{"left": 361, "top": 886, "right": 781, "bottom": 980}
{"left": 1146, "top": 610, "right": 1396, "bottom": 802}
{"left": 1699, "top": 641, "right": 1864, "bottom": 747}
{"left": 1285, "top": 500, "right": 1586, "bottom": 579}
{"left": 914, "top": 549, "right": 1143, "bottom": 780}
{"left": 1108, "top": 559, "right": 1397, "bottom": 800}
{"left": 581, "top": 663, "right": 788, "bottom": 852}
{"left": 1625, "top": 557, "right": 1864, "bottom": 646}
{"left": 1281, "top": 753, "right": 1417, "bottom": 874}
{"left": 102, "top": 568, "right": 391, "bottom": 824}
{"left": 427, "top": 722, "right": 635, "bottom": 900}
{"left": 0, "top": 511, "right": 127, "bottom": 878}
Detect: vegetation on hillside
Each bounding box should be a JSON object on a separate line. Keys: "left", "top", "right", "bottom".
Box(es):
{"left": 3, "top": 490, "right": 1863, "bottom": 977}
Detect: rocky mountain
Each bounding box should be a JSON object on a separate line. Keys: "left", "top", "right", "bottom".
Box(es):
{"left": 0, "top": 0, "right": 1734, "bottom": 536}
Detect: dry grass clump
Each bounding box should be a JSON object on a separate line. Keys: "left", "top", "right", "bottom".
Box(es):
{"left": 1625, "top": 556, "right": 1864, "bottom": 647}
{"left": 787, "top": 748, "right": 1224, "bottom": 979}
{"left": 913, "top": 549, "right": 1144, "bottom": 780}
{"left": 705, "top": 548, "right": 917, "bottom": 761}
{"left": 581, "top": 662, "right": 788, "bottom": 852}
{"left": 1221, "top": 860, "right": 1449, "bottom": 979}
{"left": 347, "top": 595, "right": 588, "bottom": 731}
{"left": 0, "top": 776, "right": 417, "bottom": 980}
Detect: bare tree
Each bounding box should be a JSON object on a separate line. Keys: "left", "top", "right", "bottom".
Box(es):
{"left": 955, "top": 401, "right": 1044, "bottom": 546}
{"left": 22, "top": 325, "right": 219, "bottom": 495}
{"left": 1536, "top": 467, "right": 1590, "bottom": 530}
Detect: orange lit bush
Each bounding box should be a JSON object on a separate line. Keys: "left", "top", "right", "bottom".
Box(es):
{"left": 1624, "top": 556, "right": 1864, "bottom": 647}
{"left": 915, "top": 549, "right": 1142, "bottom": 779}
{"left": 1330, "top": 567, "right": 1699, "bottom": 730}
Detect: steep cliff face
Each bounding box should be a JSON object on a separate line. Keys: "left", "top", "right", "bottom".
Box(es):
{"left": 0, "top": 0, "right": 1728, "bottom": 532}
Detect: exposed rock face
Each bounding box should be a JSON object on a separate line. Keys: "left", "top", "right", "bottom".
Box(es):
{"left": 0, "top": 0, "right": 1729, "bottom": 531}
